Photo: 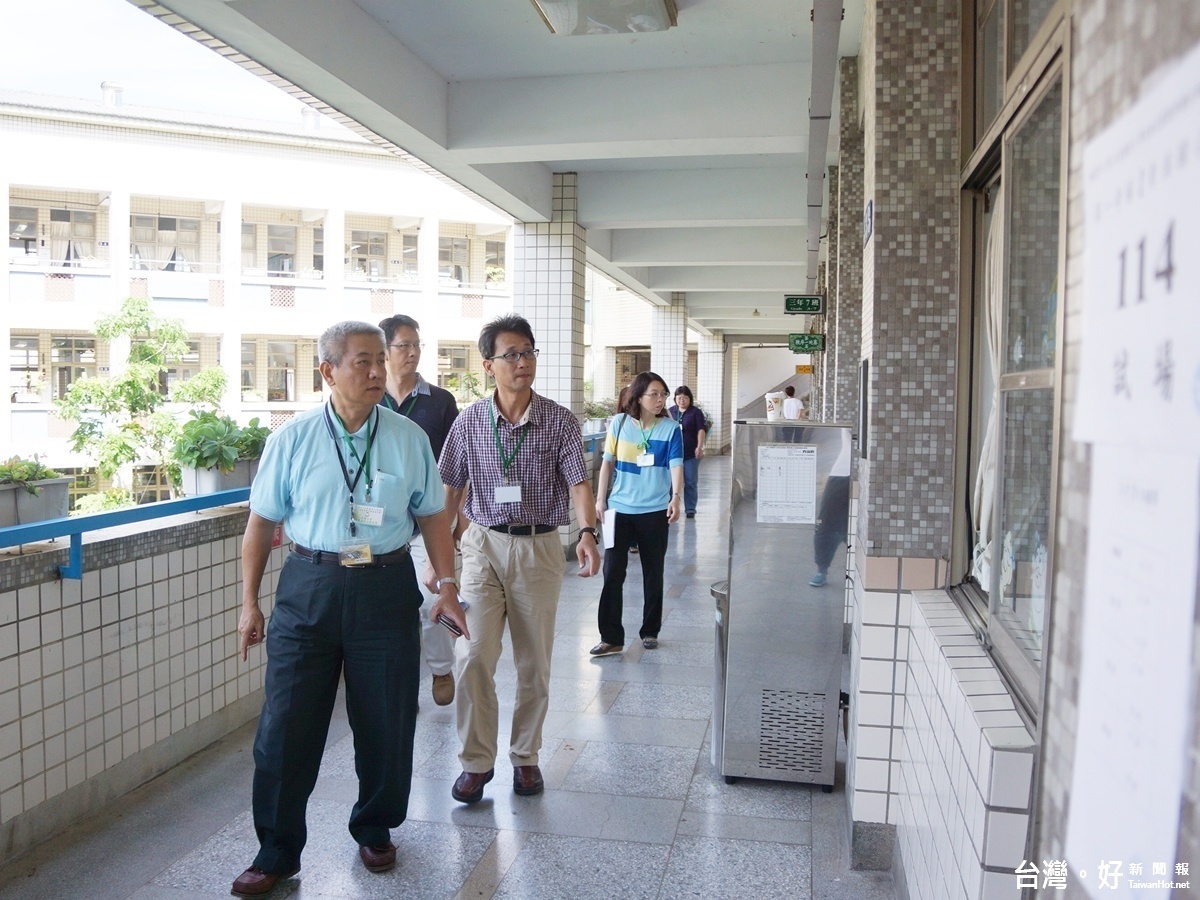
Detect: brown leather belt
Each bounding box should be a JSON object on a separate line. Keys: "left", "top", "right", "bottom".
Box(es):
{"left": 292, "top": 543, "right": 410, "bottom": 567}
{"left": 487, "top": 523, "right": 557, "bottom": 536}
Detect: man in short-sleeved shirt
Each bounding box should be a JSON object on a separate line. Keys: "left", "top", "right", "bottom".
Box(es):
{"left": 232, "top": 321, "right": 467, "bottom": 898}
{"left": 437, "top": 314, "right": 601, "bottom": 805}
{"left": 378, "top": 314, "right": 460, "bottom": 706}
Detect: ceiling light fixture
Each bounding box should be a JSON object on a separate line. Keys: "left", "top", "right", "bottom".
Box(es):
{"left": 531, "top": 0, "right": 678, "bottom": 35}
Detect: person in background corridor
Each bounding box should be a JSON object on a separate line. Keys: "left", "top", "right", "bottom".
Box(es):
{"left": 669, "top": 385, "right": 707, "bottom": 518}
{"left": 590, "top": 371, "right": 683, "bottom": 657}
{"left": 378, "top": 314, "right": 460, "bottom": 707}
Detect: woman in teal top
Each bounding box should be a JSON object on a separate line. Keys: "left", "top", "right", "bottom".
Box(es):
{"left": 590, "top": 372, "right": 684, "bottom": 656}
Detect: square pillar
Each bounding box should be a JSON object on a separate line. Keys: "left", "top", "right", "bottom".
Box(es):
{"left": 652, "top": 292, "right": 687, "bottom": 390}
{"left": 696, "top": 331, "right": 726, "bottom": 450}
{"left": 512, "top": 173, "right": 586, "bottom": 411}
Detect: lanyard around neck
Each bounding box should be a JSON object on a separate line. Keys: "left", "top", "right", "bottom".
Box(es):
{"left": 324, "top": 404, "right": 379, "bottom": 533}
{"left": 490, "top": 407, "right": 529, "bottom": 481}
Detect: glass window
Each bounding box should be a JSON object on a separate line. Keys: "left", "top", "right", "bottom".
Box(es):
{"left": 130, "top": 214, "right": 201, "bottom": 270}
{"left": 402, "top": 233, "right": 418, "bottom": 278}
{"left": 10, "top": 334, "right": 40, "bottom": 401}
{"left": 9, "top": 206, "right": 37, "bottom": 258}
{"left": 50, "top": 335, "right": 96, "bottom": 399}
{"left": 349, "top": 229, "right": 386, "bottom": 278}
{"left": 1010, "top": 0, "right": 1057, "bottom": 68}
{"left": 267, "top": 341, "right": 296, "bottom": 402}
{"left": 486, "top": 239, "right": 506, "bottom": 283}
{"left": 439, "top": 236, "right": 468, "bottom": 283}
{"left": 976, "top": 0, "right": 1005, "bottom": 139}
{"left": 267, "top": 225, "right": 296, "bottom": 275}
{"left": 313, "top": 226, "right": 324, "bottom": 274}
{"left": 241, "top": 340, "right": 257, "bottom": 400}
{"left": 241, "top": 223, "right": 257, "bottom": 270}
{"left": 48, "top": 208, "right": 95, "bottom": 265}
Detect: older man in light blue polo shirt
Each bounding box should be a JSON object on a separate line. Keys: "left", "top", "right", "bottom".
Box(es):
{"left": 231, "top": 321, "right": 469, "bottom": 898}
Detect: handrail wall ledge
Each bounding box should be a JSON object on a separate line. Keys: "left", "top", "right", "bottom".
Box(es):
{"left": 0, "top": 488, "right": 251, "bottom": 579}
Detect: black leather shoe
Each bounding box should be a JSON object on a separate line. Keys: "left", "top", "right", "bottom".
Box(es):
{"left": 359, "top": 842, "right": 397, "bottom": 873}
{"left": 513, "top": 764, "right": 544, "bottom": 796}
{"left": 452, "top": 768, "right": 494, "bottom": 804}
{"left": 231, "top": 864, "right": 299, "bottom": 897}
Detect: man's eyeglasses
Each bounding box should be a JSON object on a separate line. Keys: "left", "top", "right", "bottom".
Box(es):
{"left": 388, "top": 342, "right": 424, "bottom": 352}
{"left": 487, "top": 348, "right": 540, "bottom": 364}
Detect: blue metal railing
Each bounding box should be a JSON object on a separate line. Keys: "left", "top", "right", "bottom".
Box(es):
{"left": 0, "top": 489, "right": 251, "bottom": 579}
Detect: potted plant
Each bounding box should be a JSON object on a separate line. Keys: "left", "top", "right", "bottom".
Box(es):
{"left": 0, "top": 456, "right": 73, "bottom": 527}
{"left": 173, "top": 411, "right": 270, "bottom": 496}
{"left": 583, "top": 398, "right": 616, "bottom": 432}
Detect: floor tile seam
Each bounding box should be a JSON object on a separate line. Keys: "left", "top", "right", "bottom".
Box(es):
{"left": 451, "top": 828, "right": 529, "bottom": 900}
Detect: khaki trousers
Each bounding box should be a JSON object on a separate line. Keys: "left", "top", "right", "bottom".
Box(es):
{"left": 456, "top": 522, "right": 564, "bottom": 771}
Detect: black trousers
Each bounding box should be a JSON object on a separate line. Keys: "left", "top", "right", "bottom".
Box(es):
{"left": 597, "top": 509, "right": 671, "bottom": 645}
{"left": 814, "top": 475, "right": 851, "bottom": 572}
{"left": 251, "top": 553, "right": 422, "bottom": 874}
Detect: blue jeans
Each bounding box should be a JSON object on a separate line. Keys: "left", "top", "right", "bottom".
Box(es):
{"left": 682, "top": 457, "right": 700, "bottom": 513}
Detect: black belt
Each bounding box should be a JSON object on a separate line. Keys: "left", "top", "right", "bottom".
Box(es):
{"left": 292, "top": 543, "right": 410, "bottom": 567}
{"left": 487, "top": 523, "right": 557, "bottom": 536}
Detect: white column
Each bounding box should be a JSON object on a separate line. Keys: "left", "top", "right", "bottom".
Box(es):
{"left": 106, "top": 189, "right": 131, "bottom": 304}
{"left": 417, "top": 216, "right": 442, "bottom": 384}
{"left": 0, "top": 175, "right": 11, "bottom": 448}
{"left": 323, "top": 207, "right": 345, "bottom": 295}
{"left": 697, "top": 331, "right": 726, "bottom": 451}
{"left": 512, "top": 173, "right": 586, "bottom": 410}
{"left": 219, "top": 199, "right": 243, "bottom": 414}
{"left": 651, "top": 292, "right": 687, "bottom": 390}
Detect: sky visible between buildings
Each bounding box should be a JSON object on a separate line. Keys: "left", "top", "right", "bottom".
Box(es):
{"left": 1, "top": 0, "right": 333, "bottom": 125}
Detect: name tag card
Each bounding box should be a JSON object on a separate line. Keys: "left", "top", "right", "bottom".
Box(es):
{"left": 494, "top": 484, "right": 522, "bottom": 503}
{"left": 637, "top": 453, "right": 655, "bottom": 467}
{"left": 351, "top": 504, "right": 385, "bottom": 527}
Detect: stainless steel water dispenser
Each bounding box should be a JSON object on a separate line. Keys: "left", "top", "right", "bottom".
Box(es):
{"left": 712, "top": 420, "right": 852, "bottom": 788}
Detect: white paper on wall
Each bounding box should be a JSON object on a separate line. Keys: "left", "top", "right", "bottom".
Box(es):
{"left": 1073, "top": 40, "right": 1200, "bottom": 451}
{"left": 1065, "top": 445, "right": 1199, "bottom": 898}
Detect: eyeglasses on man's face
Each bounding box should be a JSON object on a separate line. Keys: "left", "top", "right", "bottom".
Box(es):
{"left": 487, "top": 348, "right": 540, "bottom": 364}
{"left": 388, "top": 341, "right": 424, "bottom": 352}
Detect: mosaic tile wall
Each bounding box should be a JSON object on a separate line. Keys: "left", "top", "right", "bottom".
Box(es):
{"left": 0, "top": 510, "right": 280, "bottom": 861}
{"left": 818, "top": 164, "right": 838, "bottom": 422}
{"left": 1039, "top": 0, "right": 1200, "bottom": 868}
{"left": 834, "top": 56, "right": 865, "bottom": 425}
{"left": 858, "top": 0, "right": 960, "bottom": 560}
{"left": 651, "top": 292, "right": 687, "bottom": 393}
{"left": 512, "top": 172, "right": 587, "bottom": 414}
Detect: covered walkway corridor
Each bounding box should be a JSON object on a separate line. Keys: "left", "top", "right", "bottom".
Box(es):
{"left": 0, "top": 460, "right": 894, "bottom": 899}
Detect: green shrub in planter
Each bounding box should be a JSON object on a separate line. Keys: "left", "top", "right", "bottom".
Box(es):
{"left": 0, "top": 456, "right": 71, "bottom": 529}
{"left": 173, "top": 412, "right": 269, "bottom": 496}
{"left": 0, "top": 455, "right": 61, "bottom": 493}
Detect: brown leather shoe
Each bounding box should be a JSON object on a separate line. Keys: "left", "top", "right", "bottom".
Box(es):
{"left": 432, "top": 672, "right": 455, "bottom": 706}
{"left": 452, "top": 768, "right": 494, "bottom": 804}
{"left": 359, "top": 841, "right": 397, "bottom": 873}
{"left": 513, "top": 764, "right": 544, "bottom": 796}
{"left": 231, "top": 864, "right": 299, "bottom": 897}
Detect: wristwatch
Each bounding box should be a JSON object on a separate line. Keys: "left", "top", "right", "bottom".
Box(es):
{"left": 434, "top": 576, "right": 459, "bottom": 591}
{"left": 578, "top": 527, "right": 598, "bottom": 540}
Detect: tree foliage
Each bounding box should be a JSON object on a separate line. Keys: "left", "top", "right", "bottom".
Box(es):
{"left": 54, "top": 297, "right": 227, "bottom": 498}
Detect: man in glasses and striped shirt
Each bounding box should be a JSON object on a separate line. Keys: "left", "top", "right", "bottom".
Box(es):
{"left": 437, "top": 314, "right": 601, "bottom": 805}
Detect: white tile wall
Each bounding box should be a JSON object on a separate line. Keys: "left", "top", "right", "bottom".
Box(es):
{"left": 894, "top": 591, "right": 1034, "bottom": 899}
{"left": 0, "top": 530, "right": 278, "bottom": 828}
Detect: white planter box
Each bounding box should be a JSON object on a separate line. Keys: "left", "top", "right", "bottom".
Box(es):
{"left": 0, "top": 477, "right": 73, "bottom": 528}
{"left": 179, "top": 459, "right": 258, "bottom": 496}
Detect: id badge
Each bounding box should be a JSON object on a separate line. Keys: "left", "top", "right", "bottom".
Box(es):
{"left": 494, "top": 483, "right": 522, "bottom": 503}
{"left": 637, "top": 452, "right": 655, "bottom": 467}
{"left": 339, "top": 542, "right": 373, "bottom": 566}
{"left": 351, "top": 503, "right": 385, "bottom": 527}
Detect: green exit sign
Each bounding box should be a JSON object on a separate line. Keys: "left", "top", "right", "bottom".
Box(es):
{"left": 789, "top": 333, "right": 826, "bottom": 353}
{"left": 784, "top": 294, "right": 825, "bottom": 315}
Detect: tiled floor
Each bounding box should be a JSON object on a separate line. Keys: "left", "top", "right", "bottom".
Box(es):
{"left": 0, "top": 457, "right": 896, "bottom": 900}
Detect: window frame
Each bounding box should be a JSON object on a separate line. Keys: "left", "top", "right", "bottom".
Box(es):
{"left": 954, "top": 4, "right": 1070, "bottom": 718}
